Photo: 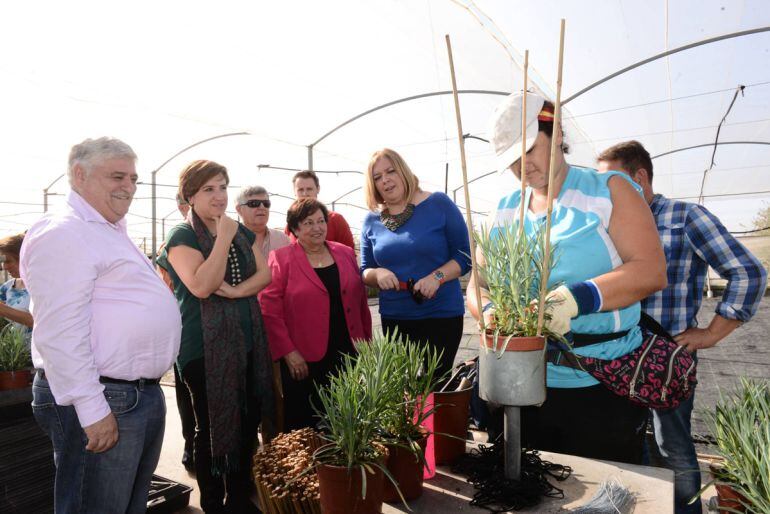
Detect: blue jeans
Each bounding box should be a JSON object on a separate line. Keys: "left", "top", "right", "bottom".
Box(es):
{"left": 650, "top": 389, "right": 703, "bottom": 514}
{"left": 32, "top": 373, "right": 166, "bottom": 514}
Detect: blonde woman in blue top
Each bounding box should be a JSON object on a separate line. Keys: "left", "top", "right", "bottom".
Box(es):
{"left": 467, "top": 92, "right": 667, "bottom": 464}
{"left": 361, "top": 148, "right": 471, "bottom": 378}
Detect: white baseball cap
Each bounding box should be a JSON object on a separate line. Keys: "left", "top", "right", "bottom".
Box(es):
{"left": 488, "top": 91, "right": 546, "bottom": 173}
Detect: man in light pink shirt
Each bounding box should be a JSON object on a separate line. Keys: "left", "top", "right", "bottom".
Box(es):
{"left": 21, "top": 137, "right": 182, "bottom": 514}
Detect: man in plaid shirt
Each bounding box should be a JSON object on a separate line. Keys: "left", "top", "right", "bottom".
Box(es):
{"left": 599, "top": 140, "right": 766, "bottom": 514}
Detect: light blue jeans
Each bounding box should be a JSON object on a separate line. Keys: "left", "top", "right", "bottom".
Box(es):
{"left": 32, "top": 373, "right": 166, "bottom": 514}
{"left": 650, "top": 389, "right": 703, "bottom": 514}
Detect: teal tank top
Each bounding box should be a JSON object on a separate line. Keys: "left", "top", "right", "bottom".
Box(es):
{"left": 490, "top": 166, "right": 643, "bottom": 388}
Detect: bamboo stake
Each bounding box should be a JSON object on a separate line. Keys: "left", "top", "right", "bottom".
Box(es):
{"left": 536, "top": 19, "right": 566, "bottom": 337}
{"left": 445, "top": 34, "right": 485, "bottom": 332}
{"left": 518, "top": 50, "right": 529, "bottom": 233}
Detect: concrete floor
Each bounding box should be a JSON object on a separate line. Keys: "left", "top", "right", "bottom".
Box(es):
{"left": 156, "top": 297, "right": 761, "bottom": 512}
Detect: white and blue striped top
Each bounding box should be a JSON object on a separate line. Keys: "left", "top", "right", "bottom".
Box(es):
{"left": 491, "top": 165, "right": 643, "bottom": 388}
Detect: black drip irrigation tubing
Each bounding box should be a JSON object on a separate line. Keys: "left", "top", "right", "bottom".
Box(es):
{"left": 451, "top": 435, "right": 572, "bottom": 513}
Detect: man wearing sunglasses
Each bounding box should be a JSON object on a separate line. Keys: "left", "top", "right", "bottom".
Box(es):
{"left": 236, "top": 186, "right": 290, "bottom": 260}
{"left": 286, "top": 170, "right": 356, "bottom": 251}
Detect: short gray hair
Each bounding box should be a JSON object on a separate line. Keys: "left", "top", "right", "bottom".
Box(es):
{"left": 68, "top": 137, "right": 137, "bottom": 185}
{"left": 236, "top": 185, "right": 268, "bottom": 206}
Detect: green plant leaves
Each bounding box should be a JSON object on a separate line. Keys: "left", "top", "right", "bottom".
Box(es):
{"left": 703, "top": 378, "right": 770, "bottom": 512}
{"left": 474, "top": 221, "right": 561, "bottom": 346}
{"left": 0, "top": 325, "right": 31, "bottom": 372}
{"left": 311, "top": 330, "right": 443, "bottom": 509}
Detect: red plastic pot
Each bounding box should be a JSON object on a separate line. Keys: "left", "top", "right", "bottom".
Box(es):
{"left": 432, "top": 384, "right": 472, "bottom": 465}
{"left": 0, "top": 369, "right": 31, "bottom": 391}
{"left": 317, "top": 456, "right": 386, "bottom": 514}
{"left": 383, "top": 430, "right": 429, "bottom": 502}
{"left": 709, "top": 464, "right": 749, "bottom": 514}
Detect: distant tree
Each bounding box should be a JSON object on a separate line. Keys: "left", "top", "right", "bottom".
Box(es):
{"left": 752, "top": 204, "right": 770, "bottom": 236}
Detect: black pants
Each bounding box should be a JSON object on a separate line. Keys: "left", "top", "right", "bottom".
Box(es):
{"left": 280, "top": 343, "right": 355, "bottom": 432}
{"left": 519, "top": 384, "right": 649, "bottom": 465}
{"left": 382, "top": 316, "right": 464, "bottom": 382}
{"left": 173, "top": 363, "right": 196, "bottom": 450}
{"left": 182, "top": 357, "right": 260, "bottom": 513}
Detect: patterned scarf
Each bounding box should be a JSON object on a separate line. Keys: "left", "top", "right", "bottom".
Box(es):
{"left": 188, "top": 210, "right": 275, "bottom": 475}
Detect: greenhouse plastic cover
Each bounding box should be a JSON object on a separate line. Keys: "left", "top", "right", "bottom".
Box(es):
{"left": 1, "top": 0, "right": 769, "bottom": 242}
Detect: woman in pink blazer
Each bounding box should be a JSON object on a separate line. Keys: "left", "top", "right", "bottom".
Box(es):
{"left": 259, "top": 198, "right": 372, "bottom": 430}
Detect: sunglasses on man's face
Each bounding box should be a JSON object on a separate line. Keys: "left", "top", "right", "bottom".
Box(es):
{"left": 241, "top": 199, "right": 271, "bottom": 209}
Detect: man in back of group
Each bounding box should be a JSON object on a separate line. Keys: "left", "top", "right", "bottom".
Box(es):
{"left": 236, "top": 185, "right": 290, "bottom": 260}
{"left": 21, "top": 137, "right": 182, "bottom": 513}
{"left": 286, "top": 170, "right": 355, "bottom": 250}
{"left": 157, "top": 192, "right": 196, "bottom": 472}
{"left": 598, "top": 140, "right": 767, "bottom": 514}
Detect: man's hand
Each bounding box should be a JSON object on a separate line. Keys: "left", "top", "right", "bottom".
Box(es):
{"left": 84, "top": 412, "right": 118, "bottom": 453}
{"left": 674, "top": 315, "right": 741, "bottom": 353}
{"left": 674, "top": 327, "right": 720, "bottom": 353}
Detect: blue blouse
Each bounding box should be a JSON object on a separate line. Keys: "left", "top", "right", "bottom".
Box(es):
{"left": 360, "top": 192, "right": 471, "bottom": 319}
{"left": 491, "top": 166, "right": 644, "bottom": 388}
{"left": 0, "top": 278, "right": 32, "bottom": 346}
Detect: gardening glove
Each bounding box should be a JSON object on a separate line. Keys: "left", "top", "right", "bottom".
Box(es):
{"left": 541, "top": 285, "right": 578, "bottom": 336}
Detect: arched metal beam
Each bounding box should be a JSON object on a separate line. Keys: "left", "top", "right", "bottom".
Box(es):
{"left": 151, "top": 131, "right": 250, "bottom": 263}
{"left": 651, "top": 141, "right": 770, "bottom": 159}
{"left": 563, "top": 26, "right": 770, "bottom": 105}
{"left": 309, "top": 89, "right": 509, "bottom": 148}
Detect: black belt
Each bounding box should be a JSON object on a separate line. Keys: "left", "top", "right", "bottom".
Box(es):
{"left": 37, "top": 370, "right": 160, "bottom": 386}
{"left": 571, "top": 329, "right": 630, "bottom": 348}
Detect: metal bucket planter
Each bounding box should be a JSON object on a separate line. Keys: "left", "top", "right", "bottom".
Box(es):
{"left": 478, "top": 333, "right": 546, "bottom": 407}
{"left": 478, "top": 333, "right": 546, "bottom": 480}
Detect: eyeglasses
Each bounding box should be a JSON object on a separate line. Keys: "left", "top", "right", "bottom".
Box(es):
{"left": 240, "top": 199, "right": 271, "bottom": 209}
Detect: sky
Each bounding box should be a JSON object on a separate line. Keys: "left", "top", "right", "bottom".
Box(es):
{"left": 1, "top": 0, "right": 769, "bottom": 250}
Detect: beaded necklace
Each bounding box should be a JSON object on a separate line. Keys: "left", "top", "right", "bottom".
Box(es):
{"left": 227, "top": 243, "right": 243, "bottom": 285}
{"left": 380, "top": 203, "right": 415, "bottom": 231}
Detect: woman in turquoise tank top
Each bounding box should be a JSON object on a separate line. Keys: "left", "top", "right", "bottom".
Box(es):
{"left": 467, "top": 92, "right": 667, "bottom": 464}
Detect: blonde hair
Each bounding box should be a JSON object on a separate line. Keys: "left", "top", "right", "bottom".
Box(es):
{"left": 363, "top": 148, "right": 420, "bottom": 212}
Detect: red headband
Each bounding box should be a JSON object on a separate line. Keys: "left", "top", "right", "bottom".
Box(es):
{"left": 537, "top": 105, "right": 555, "bottom": 122}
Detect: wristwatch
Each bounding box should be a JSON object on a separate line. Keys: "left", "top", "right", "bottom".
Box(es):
{"left": 432, "top": 270, "right": 445, "bottom": 284}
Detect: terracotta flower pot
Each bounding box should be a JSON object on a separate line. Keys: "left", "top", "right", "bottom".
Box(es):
{"left": 433, "top": 385, "right": 472, "bottom": 465}
{"left": 709, "top": 463, "right": 749, "bottom": 514}
{"left": 0, "top": 369, "right": 31, "bottom": 391}
{"left": 317, "top": 450, "right": 387, "bottom": 514}
{"left": 383, "top": 430, "right": 429, "bottom": 502}
{"left": 478, "top": 333, "right": 546, "bottom": 407}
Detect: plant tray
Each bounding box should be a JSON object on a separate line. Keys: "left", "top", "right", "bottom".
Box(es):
{"left": 146, "top": 474, "right": 193, "bottom": 514}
